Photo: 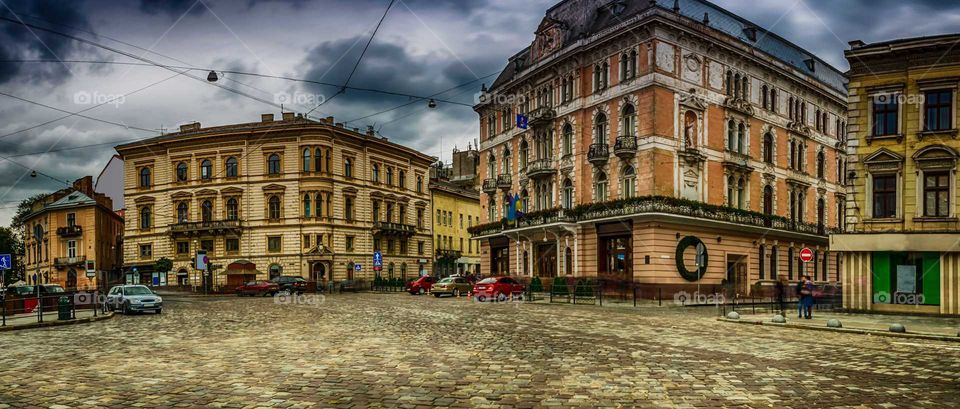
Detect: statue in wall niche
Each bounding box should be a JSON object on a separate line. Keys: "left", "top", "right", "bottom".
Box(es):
{"left": 683, "top": 111, "right": 697, "bottom": 149}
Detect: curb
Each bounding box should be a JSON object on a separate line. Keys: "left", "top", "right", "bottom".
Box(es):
{"left": 717, "top": 317, "right": 960, "bottom": 343}
{"left": 0, "top": 312, "right": 115, "bottom": 332}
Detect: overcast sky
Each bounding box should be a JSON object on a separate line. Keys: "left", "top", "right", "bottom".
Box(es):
{"left": 0, "top": 0, "right": 958, "bottom": 225}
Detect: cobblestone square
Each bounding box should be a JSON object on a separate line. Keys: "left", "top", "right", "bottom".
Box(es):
{"left": 1, "top": 293, "right": 959, "bottom": 408}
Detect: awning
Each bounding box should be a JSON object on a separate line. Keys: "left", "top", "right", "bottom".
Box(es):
{"left": 223, "top": 259, "right": 260, "bottom": 275}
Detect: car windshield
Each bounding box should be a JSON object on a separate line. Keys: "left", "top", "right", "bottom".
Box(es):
{"left": 438, "top": 277, "right": 454, "bottom": 283}
{"left": 124, "top": 286, "right": 153, "bottom": 295}
{"left": 478, "top": 278, "right": 497, "bottom": 284}
{"left": 43, "top": 286, "right": 66, "bottom": 293}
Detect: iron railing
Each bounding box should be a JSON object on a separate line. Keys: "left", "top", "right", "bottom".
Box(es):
{"left": 588, "top": 143, "right": 609, "bottom": 164}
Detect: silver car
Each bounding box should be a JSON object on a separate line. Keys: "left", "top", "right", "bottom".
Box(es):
{"left": 106, "top": 285, "right": 163, "bottom": 314}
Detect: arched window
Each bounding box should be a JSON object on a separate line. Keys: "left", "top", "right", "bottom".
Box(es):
{"left": 594, "top": 112, "right": 607, "bottom": 144}
{"left": 176, "top": 162, "right": 188, "bottom": 182}
{"left": 520, "top": 189, "right": 529, "bottom": 213}
{"left": 727, "top": 120, "right": 736, "bottom": 151}
{"left": 303, "top": 194, "right": 312, "bottom": 218}
{"left": 621, "top": 104, "right": 636, "bottom": 136}
{"left": 628, "top": 49, "right": 637, "bottom": 78}
{"left": 734, "top": 73, "right": 741, "bottom": 96}
{"left": 315, "top": 148, "right": 322, "bottom": 173}
{"left": 737, "top": 177, "right": 745, "bottom": 209}
{"left": 727, "top": 175, "right": 736, "bottom": 207}
{"left": 177, "top": 202, "right": 188, "bottom": 223}
{"left": 372, "top": 164, "right": 380, "bottom": 182}
{"left": 344, "top": 158, "right": 353, "bottom": 178}
{"left": 594, "top": 171, "right": 608, "bottom": 202}
{"left": 316, "top": 193, "right": 324, "bottom": 218}
{"left": 761, "top": 84, "right": 769, "bottom": 109}
{"left": 488, "top": 198, "right": 496, "bottom": 221}
{"left": 770, "top": 88, "right": 777, "bottom": 112}
{"left": 763, "top": 132, "right": 774, "bottom": 164}
{"left": 817, "top": 197, "right": 825, "bottom": 230}
{"left": 225, "top": 157, "right": 238, "bottom": 177}
{"left": 817, "top": 150, "right": 826, "bottom": 179}
{"left": 200, "top": 159, "right": 212, "bottom": 180}
{"left": 487, "top": 153, "right": 496, "bottom": 178}
{"left": 345, "top": 197, "right": 354, "bottom": 221}
{"left": 763, "top": 185, "right": 774, "bottom": 215}
{"left": 139, "top": 167, "right": 151, "bottom": 188}
{"left": 562, "top": 178, "right": 573, "bottom": 209}
{"left": 303, "top": 149, "right": 311, "bottom": 172}
{"left": 564, "top": 247, "right": 573, "bottom": 275}
{"left": 520, "top": 139, "right": 530, "bottom": 167}
{"left": 502, "top": 147, "right": 511, "bottom": 174}
{"left": 226, "top": 198, "right": 238, "bottom": 220}
{"left": 726, "top": 70, "right": 733, "bottom": 95}
{"left": 737, "top": 122, "right": 745, "bottom": 153}
{"left": 621, "top": 165, "right": 636, "bottom": 198}
{"left": 788, "top": 96, "right": 795, "bottom": 119}
{"left": 386, "top": 167, "right": 393, "bottom": 185}
{"left": 741, "top": 76, "right": 748, "bottom": 99}
{"left": 268, "top": 196, "right": 281, "bottom": 220}
{"left": 139, "top": 206, "right": 151, "bottom": 229}
{"left": 201, "top": 200, "right": 213, "bottom": 222}
{"left": 619, "top": 52, "right": 629, "bottom": 81}
{"left": 562, "top": 124, "right": 573, "bottom": 157}
{"left": 267, "top": 154, "right": 281, "bottom": 175}
{"left": 416, "top": 175, "right": 423, "bottom": 193}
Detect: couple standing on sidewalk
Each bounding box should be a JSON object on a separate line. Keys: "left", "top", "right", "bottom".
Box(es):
{"left": 796, "top": 276, "right": 815, "bottom": 319}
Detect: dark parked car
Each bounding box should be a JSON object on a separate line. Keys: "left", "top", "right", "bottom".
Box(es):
{"left": 236, "top": 280, "right": 280, "bottom": 296}
{"left": 472, "top": 276, "right": 525, "bottom": 302}
{"left": 406, "top": 275, "right": 436, "bottom": 295}
{"left": 271, "top": 276, "right": 307, "bottom": 294}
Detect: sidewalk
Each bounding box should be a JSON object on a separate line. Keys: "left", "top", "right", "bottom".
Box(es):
{"left": 729, "top": 310, "right": 960, "bottom": 339}
{"left": 1, "top": 309, "right": 113, "bottom": 331}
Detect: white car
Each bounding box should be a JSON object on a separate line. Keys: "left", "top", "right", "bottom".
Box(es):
{"left": 106, "top": 285, "right": 163, "bottom": 314}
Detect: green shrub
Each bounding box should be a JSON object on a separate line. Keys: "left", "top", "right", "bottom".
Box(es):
{"left": 551, "top": 277, "right": 569, "bottom": 296}
{"left": 529, "top": 276, "right": 543, "bottom": 292}
{"left": 575, "top": 279, "right": 594, "bottom": 297}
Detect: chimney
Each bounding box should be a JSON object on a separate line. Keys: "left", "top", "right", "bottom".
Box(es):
{"left": 72, "top": 176, "right": 94, "bottom": 196}
{"left": 179, "top": 122, "right": 201, "bottom": 132}
{"left": 335, "top": 122, "right": 344, "bottom": 128}
{"left": 848, "top": 40, "right": 866, "bottom": 49}
{"left": 325, "top": 116, "right": 334, "bottom": 124}
{"left": 282, "top": 112, "right": 295, "bottom": 121}
{"left": 261, "top": 113, "right": 274, "bottom": 123}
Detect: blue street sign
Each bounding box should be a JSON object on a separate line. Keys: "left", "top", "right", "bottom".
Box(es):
{"left": 355, "top": 264, "right": 362, "bottom": 272}
{"left": 0, "top": 254, "right": 10, "bottom": 270}
{"left": 373, "top": 251, "right": 382, "bottom": 267}
{"left": 516, "top": 114, "right": 528, "bottom": 129}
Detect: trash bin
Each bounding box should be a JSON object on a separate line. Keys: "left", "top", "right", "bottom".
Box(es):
{"left": 58, "top": 296, "right": 73, "bottom": 320}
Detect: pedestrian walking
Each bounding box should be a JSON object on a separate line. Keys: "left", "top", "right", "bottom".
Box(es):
{"left": 795, "top": 279, "right": 804, "bottom": 318}
{"left": 774, "top": 278, "right": 785, "bottom": 314}
{"left": 800, "top": 275, "right": 814, "bottom": 319}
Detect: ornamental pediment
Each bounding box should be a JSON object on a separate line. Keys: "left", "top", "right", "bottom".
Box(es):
{"left": 220, "top": 187, "right": 243, "bottom": 195}
{"left": 261, "top": 184, "right": 286, "bottom": 192}
{"left": 529, "top": 17, "right": 565, "bottom": 62}
{"left": 864, "top": 148, "right": 904, "bottom": 172}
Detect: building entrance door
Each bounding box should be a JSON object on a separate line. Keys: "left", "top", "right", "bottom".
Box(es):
{"left": 536, "top": 243, "right": 557, "bottom": 277}
{"left": 726, "top": 254, "right": 748, "bottom": 295}
{"left": 312, "top": 263, "right": 326, "bottom": 285}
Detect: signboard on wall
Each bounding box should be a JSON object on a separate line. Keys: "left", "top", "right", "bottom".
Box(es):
{"left": 896, "top": 265, "right": 917, "bottom": 293}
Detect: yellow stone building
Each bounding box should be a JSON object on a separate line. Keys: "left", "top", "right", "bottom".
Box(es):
{"left": 430, "top": 162, "right": 481, "bottom": 277}
{"left": 833, "top": 35, "right": 960, "bottom": 315}
{"left": 115, "top": 113, "right": 435, "bottom": 290}
{"left": 22, "top": 176, "right": 124, "bottom": 291}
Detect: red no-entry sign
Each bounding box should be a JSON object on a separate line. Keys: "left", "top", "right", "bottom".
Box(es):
{"left": 799, "top": 247, "right": 814, "bottom": 263}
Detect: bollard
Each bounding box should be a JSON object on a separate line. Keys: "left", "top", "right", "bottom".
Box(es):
{"left": 827, "top": 319, "right": 842, "bottom": 328}
{"left": 889, "top": 323, "right": 906, "bottom": 333}
{"left": 726, "top": 311, "right": 740, "bottom": 320}
{"left": 772, "top": 314, "right": 786, "bottom": 323}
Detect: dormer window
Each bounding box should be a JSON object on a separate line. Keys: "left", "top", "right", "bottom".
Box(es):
{"left": 743, "top": 26, "right": 758, "bottom": 42}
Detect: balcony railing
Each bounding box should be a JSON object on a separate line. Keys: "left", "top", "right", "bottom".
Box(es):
{"left": 468, "top": 196, "right": 840, "bottom": 238}
{"left": 481, "top": 178, "right": 497, "bottom": 194}
{"left": 170, "top": 220, "right": 243, "bottom": 237}
{"left": 56, "top": 225, "right": 83, "bottom": 238}
{"left": 496, "top": 174, "right": 512, "bottom": 190}
{"left": 436, "top": 248, "right": 462, "bottom": 260}
{"left": 588, "top": 143, "right": 609, "bottom": 165}
{"left": 614, "top": 135, "right": 637, "bottom": 158}
{"left": 527, "top": 106, "right": 555, "bottom": 127}
{"left": 373, "top": 221, "right": 416, "bottom": 237}
{"left": 54, "top": 256, "right": 86, "bottom": 268}
{"left": 526, "top": 158, "right": 556, "bottom": 178}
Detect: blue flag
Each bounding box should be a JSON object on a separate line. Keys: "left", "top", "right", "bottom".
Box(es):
{"left": 506, "top": 194, "right": 516, "bottom": 221}
{"left": 514, "top": 193, "right": 522, "bottom": 219}
{"left": 516, "top": 114, "right": 528, "bottom": 129}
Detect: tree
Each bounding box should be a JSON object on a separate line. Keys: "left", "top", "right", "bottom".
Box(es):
{"left": 10, "top": 193, "right": 49, "bottom": 231}
{"left": 0, "top": 227, "right": 24, "bottom": 285}
{"left": 154, "top": 257, "right": 173, "bottom": 274}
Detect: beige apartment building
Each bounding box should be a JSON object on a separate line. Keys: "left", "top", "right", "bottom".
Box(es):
{"left": 115, "top": 113, "right": 435, "bottom": 290}
{"left": 472, "top": 0, "right": 848, "bottom": 295}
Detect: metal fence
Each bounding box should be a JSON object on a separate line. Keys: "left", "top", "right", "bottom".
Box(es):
{"left": 1, "top": 291, "right": 106, "bottom": 327}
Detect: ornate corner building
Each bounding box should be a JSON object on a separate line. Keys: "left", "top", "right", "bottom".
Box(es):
{"left": 471, "top": 0, "right": 848, "bottom": 294}
{"left": 115, "top": 113, "right": 435, "bottom": 289}
{"left": 833, "top": 35, "right": 960, "bottom": 315}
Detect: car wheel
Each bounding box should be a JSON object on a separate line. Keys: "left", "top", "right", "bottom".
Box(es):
{"left": 417, "top": 287, "right": 425, "bottom": 295}
{"left": 476, "top": 295, "right": 486, "bottom": 302}
{"left": 433, "top": 293, "right": 441, "bottom": 298}
{"left": 453, "top": 289, "right": 461, "bottom": 297}
{"left": 122, "top": 302, "right": 130, "bottom": 315}
{"left": 496, "top": 292, "right": 506, "bottom": 302}
{"left": 156, "top": 309, "right": 162, "bottom": 314}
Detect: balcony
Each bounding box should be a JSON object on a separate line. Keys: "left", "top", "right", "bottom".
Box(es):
{"left": 373, "top": 221, "right": 416, "bottom": 237}
{"left": 525, "top": 158, "right": 556, "bottom": 178}
{"left": 614, "top": 135, "right": 637, "bottom": 158}
{"left": 170, "top": 220, "right": 243, "bottom": 238}
{"left": 57, "top": 225, "right": 83, "bottom": 238}
{"left": 588, "top": 143, "right": 609, "bottom": 165}
{"left": 481, "top": 178, "right": 497, "bottom": 194}
{"left": 496, "top": 174, "right": 512, "bottom": 190}
{"left": 527, "top": 106, "right": 556, "bottom": 127}
{"left": 54, "top": 256, "right": 86, "bottom": 268}
{"left": 436, "top": 248, "right": 462, "bottom": 260}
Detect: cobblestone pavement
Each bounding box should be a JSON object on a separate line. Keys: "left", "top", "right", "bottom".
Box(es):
{"left": 1, "top": 293, "right": 959, "bottom": 408}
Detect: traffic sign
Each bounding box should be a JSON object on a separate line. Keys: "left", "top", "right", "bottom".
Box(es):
{"left": 0, "top": 254, "right": 10, "bottom": 270}
{"left": 373, "top": 265, "right": 382, "bottom": 271}
{"left": 196, "top": 250, "right": 208, "bottom": 270}
{"left": 799, "top": 247, "right": 814, "bottom": 263}
{"left": 373, "top": 251, "right": 382, "bottom": 267}
{"left": 354, "top": 264, "right": 362, "bottom": 272}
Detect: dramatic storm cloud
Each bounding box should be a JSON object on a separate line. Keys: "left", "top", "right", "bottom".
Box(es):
{"left": 0, "top": 0, "right": 958, "bottom": 224}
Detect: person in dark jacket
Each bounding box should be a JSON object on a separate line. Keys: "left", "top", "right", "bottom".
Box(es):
{"left": 795, "top": 279, "right": 804, "bottom": 318}
{"left": 800, "top": 275, "right": 815, "bottom": 319}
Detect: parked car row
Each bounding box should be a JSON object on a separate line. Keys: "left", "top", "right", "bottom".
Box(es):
{"left": 407, "top": 275, "right": 526, "bottom": 302}
{"left": 235, "top": 276, "right": 307, "bottom": 296}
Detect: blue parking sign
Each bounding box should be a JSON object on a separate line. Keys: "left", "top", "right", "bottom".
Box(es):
{"left": 373, "top": 251, "right": 382, "bottom": 267}
{"left": 0, "top": 254, "right": 10, "bottom": 270}
{"left": 355, "top": 264, "right": 362, "bottom": 272}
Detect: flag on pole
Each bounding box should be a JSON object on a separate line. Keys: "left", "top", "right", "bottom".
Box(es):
{"left": 506, "top": 194, "right": 516, "bottom": 221}
{"left": 513, "top": 193, "right": 523, "bottom": 219}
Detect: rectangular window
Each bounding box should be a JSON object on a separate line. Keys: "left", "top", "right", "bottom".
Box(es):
{"left": 225, "top": 238, "right": 239, "bottom": 253}
{"left": 872, "top": 94, "right": 898, "bottom": 136}
{"left": 400, "top": 240, "right": 407, "bottom": 255}
{"left": 924, "top": 89, "right": 952, "bottom": 131}
{"left": 304, "top": 234, "right": 312, "bottom": 249}
{"left": 346, "top": 236, "right": 354, "bottom": 251}
{"left": 872, "top": 174, "right": 897, "bottom": 218}
{"left": 201, "top": 240, "right": 214, "bottom": 252}
{"left": 139, "top": 244, "right": 152, "bottom": 259}
{"left": 67, "top": 240, "right": 77, "bottom": 258}
{"left": 67, "top": 213, "right": 76, "bottom": 227}
{"left": 176, "top": 241, "right": 190, "bottom": 255}
{"left": 923, "top": 171, "right": 950, "bottom": 217}
{"left": 373, "top": 238, "right": 381, "bottom": 252}
{"left": 418, "top": 241, "right": 424, "bottom": 255}
{"left": 387, "top": 240, "right": 395, "bottom": 254}
{"left": 268, "top": 236, "right": 281, "bottom": 252}
{"left": 759, "top": 245, "right": 765, "bottom": 280}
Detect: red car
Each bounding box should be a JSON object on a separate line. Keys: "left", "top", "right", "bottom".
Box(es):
{"left": 472, "top": 276, "right": 525, "bottom": 302}
{"left": 236, "top": 280, "right": 280, "bottom": 296}
{"left": 406, "top": 275, "right": 436, "bottom": 295}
